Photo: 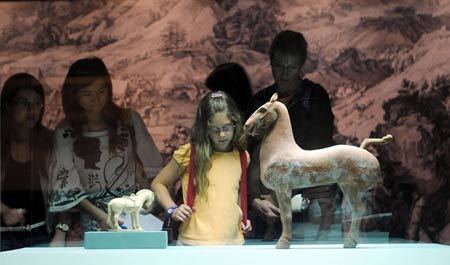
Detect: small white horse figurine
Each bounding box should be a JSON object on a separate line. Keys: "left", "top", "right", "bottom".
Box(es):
{"left": 107, "top": 189, "right": 155, "bottom": 230}
{"left": 244, "top": 93, "right": 392, "bottom": 249}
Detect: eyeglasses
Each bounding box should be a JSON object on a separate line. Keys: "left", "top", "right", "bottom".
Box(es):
{"left": 12, "top": 99, "right": 43, "bottom": 110}
{"left": 208, "top": 124, "right": 236, "bottom": 135}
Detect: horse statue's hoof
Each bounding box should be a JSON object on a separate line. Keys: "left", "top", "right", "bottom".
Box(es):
{"left": 276, "top": 238, "right": 291, "bottom": 249}
{"left": 343, "top": 237, "right": 357, "bottom": 248}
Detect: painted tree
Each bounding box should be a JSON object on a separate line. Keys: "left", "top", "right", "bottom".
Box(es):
{"left": 160, "top": 21, "right": 187, "bottom": 56}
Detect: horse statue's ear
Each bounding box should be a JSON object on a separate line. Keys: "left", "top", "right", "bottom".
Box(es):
{"left": 270, "top": 93, "right": 278, "bottom": 102}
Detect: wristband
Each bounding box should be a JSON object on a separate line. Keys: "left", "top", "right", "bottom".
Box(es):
{"left": 166, "top": 205, "right": 179, "bottom": 219}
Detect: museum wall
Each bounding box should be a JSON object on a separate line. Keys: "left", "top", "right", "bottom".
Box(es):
{"left": 0, "top": 0, "right": 449, "bottom": 193}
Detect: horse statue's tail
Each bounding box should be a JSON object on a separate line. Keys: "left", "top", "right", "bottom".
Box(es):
{"left": 360, "top": 134, "right": 393, "bottom": 150}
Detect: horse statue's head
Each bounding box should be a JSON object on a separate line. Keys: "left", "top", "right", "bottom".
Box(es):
{"left": 136, "top": 189, "right": 155, "bottom": 209}
{"left": 244, "top": 93, "right": 279, "bottom": 137}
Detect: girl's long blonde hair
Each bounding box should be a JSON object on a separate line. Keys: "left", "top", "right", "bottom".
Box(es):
{"left": 190, "top": 91, "right": 244, "bottom": 198}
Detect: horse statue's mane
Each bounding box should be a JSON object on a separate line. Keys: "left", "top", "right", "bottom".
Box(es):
{"left": 244, "top": 93, "right": 392, "bottom": 249}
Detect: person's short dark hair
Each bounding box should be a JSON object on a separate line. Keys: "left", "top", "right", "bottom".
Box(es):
{"left": 269, "top": 30, "right": 308, "bottom": 67}
{"left": 205, "top": 62, "right": 252, "bottom": 114}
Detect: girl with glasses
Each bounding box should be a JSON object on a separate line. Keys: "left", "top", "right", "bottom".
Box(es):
{"left": 152, "top": 91, "right": 252, "bottom": 245}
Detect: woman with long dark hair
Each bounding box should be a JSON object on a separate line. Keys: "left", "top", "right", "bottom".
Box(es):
{"left": 1, "top": 73, "right": 53, "bottom": 250}
{"left": 48, "top": 57, "right": 162, "bottom": 237}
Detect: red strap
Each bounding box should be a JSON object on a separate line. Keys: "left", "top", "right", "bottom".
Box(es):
{"left": 239, "top": 150, "right": 248, "bottom": 224}
{"left": 186, "top": 144, "right": 248, "bottom": 224}
{"left": 186, "top": 145, "right": 196, "bottom": 208}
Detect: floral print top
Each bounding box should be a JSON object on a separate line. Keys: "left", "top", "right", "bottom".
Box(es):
{"left": 48, "top": 111, "right": 162, "bottom": 231}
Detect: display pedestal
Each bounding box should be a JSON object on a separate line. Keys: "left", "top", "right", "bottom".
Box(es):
{"left": 84, "top": 231, "right": 167, "bottom": 249}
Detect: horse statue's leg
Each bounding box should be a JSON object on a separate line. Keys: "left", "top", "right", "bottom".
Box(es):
{"left": 107, "top": 204, "right": 113, "bottom": 229}
{"left": 113, "top": 211, "right": 122, "bottom": 230}
{"left": 107, "top": 203, "right": 121, "bottom": 230}
{"left": 135, "top": 212, "right": 142, "bottom": 230}
{"left": 339, "top": 183, "right": 368, "bottom": 248}
{"left": 131, "top": 211, "right": 143, "bottom": 230}
{"left": 131, "top": 211, "right": 137, "bottom": 229}
{"left": 275, "top": 188, "right": 293, "bottom": 249}
{"left": 345, "top": 216, "right": 362, "bottom": 248}
{"left": 344, "top": 198, "right": 364, "bottom": 248}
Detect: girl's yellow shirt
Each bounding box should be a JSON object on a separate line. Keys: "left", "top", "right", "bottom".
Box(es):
{"left": 173, "top": 143, "right": 246, "bottom": 245}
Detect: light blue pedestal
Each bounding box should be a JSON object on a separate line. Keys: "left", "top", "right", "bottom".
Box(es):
{"left": 84, "top": 231, "right": 167, "bottom": 249}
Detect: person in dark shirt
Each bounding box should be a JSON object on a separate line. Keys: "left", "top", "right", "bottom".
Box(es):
{"left": 247, "top": 30, "right": 338, "bottom": 240}
{"left": 1, "top": 73, "right": 53, "bottom": 251}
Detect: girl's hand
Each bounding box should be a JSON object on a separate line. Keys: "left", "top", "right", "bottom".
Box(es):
{"left": 241, "top": 219, "right": 252, "bottom": 233}
{"left": 49, "top": 229, "right": 67, "bottom": 247}
{"left": 99, "top": 218, "right": 111, "bottom": 230}
{"left": 171, "top": 204, "right": 194, "bottom": 223}
{"left": 2, "top": 208, "right": 27, "bottom": 226}
{"left": 418, "top": 229, "right": 433, "bottom": 242}
{"left": 253, "top": 198, "right": 280, "bottom": 218}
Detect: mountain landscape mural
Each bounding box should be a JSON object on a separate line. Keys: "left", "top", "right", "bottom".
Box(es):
{"left": 1, "top": 0, "right": 449, "bottom": 239}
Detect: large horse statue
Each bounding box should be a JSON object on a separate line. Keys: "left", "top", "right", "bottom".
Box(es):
{"left": 107, "top": 189, "right": 155, "bottom": 230}
{"left": 244, "top": 93, "right": 392, "bottom": 249}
